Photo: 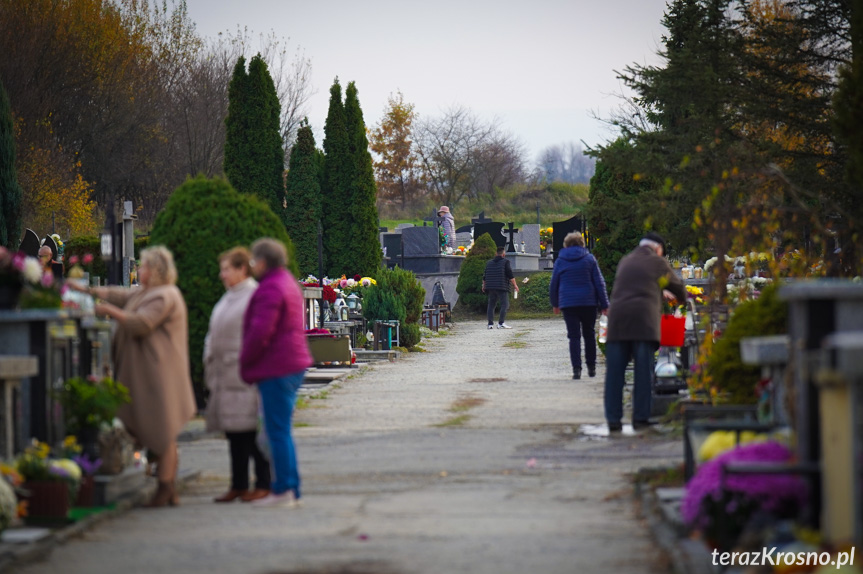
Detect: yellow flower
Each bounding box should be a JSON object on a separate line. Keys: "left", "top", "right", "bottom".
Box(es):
{"left": 50, "top": 459, "right": 82, "bottom": 481}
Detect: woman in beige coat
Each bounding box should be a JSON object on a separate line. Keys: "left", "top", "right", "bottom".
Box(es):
{"left": 204, "top": 247, "right": 270, "bottom": 503}
{"left": 73, "top": 246, "right": 196, "bottom": 507}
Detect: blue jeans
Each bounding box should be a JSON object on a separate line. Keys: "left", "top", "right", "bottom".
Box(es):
{"left": 257, "top": 371, "right": 305, "bottom": 497}
{"left": 604, "top": 341, "right": 657, "bottom": 424}
{"left": 487, "top": 289, "right": 509, "bottom": 325}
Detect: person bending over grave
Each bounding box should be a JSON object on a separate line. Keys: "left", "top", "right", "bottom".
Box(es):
{"left": 67, "top": 246, "right": 196, "bottom": 507}
{"left": 482, "top": 246, "right": 519, "bottom": 329}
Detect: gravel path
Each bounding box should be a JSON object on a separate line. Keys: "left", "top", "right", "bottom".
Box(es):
{"left": 11, "top": 317, "right": 679, "bottom": 574}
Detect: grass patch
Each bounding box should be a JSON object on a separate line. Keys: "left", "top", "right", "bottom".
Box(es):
{"left": 433, "top": 414, "right": 471, "bottom": 427}
{"left": 294, "top": 421, "right": 312, "bottom": 428}
{"left": 631, "top": 465, "right": 686, "bottom": 488}
{"left": 295, "top": 396, "right": 310, "bottom": 410}
{"left": 502, "top": 340, "right": 527, "bottom": 349}
{"left": 512, "top": 330, "right": 531, "bottom": 338}
{"left": 449, "top": 396, "right": 486, "bottom": 412}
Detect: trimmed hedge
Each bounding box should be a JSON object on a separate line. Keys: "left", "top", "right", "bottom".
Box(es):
{"left": 455, "top": 232, "right": 497, "bottom": 313}
{"left": 519, "top": 272, "right": 553, "bottom": 312}
{"left": 363, "top": 266, "right": 425, "bottom": 348}
{"left": 149, "top": 175, "right": 298, "bottom": 407}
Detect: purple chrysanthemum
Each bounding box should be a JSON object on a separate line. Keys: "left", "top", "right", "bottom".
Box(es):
{"left": 682, "top": 441, "right": 808, "bottom": 528}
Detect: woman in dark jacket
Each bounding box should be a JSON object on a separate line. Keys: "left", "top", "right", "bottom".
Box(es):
{"left": 549, "top": 232, "right": 610, "bottom": 379}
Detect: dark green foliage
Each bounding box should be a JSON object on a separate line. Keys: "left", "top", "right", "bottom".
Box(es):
{"left": 55, "top": 376, "right": 130, "bottom": 435}
{"left": 363, "top": 266, "right": 425, "bottom": 348}
{"left": 223, "top": 55, "right": 286, "bottom": 219}
{"left": 63, "top": 236, "right": 108, "bottom": 280}
{"left": 284, "top": 120, "right": 321, "bottom": 276}
{"left": 706, "top": 284, "right": 787, "bottom": 405}
{"left": 518, "top": 272, "right": 553, "bottom": 312}
{"left": 586, "top": 138, "right": 651, "bottom": 290}
{"left": 321, "top": 79, "right": 352, "bottom": 276}
{"left": 0, "top": 78, "right": 22, "bottom": 248}
{"left": 134, "top": 236, "right": 149, "bottom": 259}
{"left": 456, "top": 232, "right": 498, "bottom": 312}
{"left": 149, "top": 176, "right": 298, "bottom": 406}
{"left": 344, "top": 82, "right": 381, "bottom": 277}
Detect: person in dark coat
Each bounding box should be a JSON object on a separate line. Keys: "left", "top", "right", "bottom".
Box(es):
{"left": 604, "top": 232, "right": 686, "bottom": 431}
{"left": 549, "top": 232, "right": 609, "bottom": 379}
{"left": 482, "top": 246, "right": 519, "bottom": 329}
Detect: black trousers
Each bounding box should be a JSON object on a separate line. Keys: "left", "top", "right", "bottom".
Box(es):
{"left": 226, "top": 430, "right": 271, "bottom": 491}
{"left": 562, "top": 306, "right": 598, "bottom": 372}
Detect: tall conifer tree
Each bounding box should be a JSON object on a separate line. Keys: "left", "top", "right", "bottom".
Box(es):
{"left": 224, "top": 54, "right": 286, "bottom": 219}
{"left": 284, "top": 119, "right": 321, "bottom": 276}
{"left": 0, "top": 78, "right": 22, "bottom": 248}
{"left": 344, "top": 82, "right": 381, "bottom": 277}
{"left": 321, "top": 78, "right": 351, "bottom": 276}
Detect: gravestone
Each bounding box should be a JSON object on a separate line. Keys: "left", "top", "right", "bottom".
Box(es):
{"left": 473, "top": 222, "right": 505, "bottom": 249}
{"left": 381, "top": 233, "right": 403, "bottom": 267}
{"left": 520, "top": 224, "right": 541, "bottom": 255}
{"left": 395, "top": 223, "right": 415, "bottom": 231}
{"left": 455, "top": 232, "right": 473, "bottom": 248}
{"left": 455, "top": 225, "right": 473, "bottom": 234}
{"left": 552, "top": 215, "right": 587, "bottom": 260}
{"left": 471, "top": 211, "right": 492, "bottom": 226}
{"left": 503, "top": 222, "right": 519, "bottom": 253}
{"left": 402, "top": 226, "right": 440, "bottom": 257}
{"left": 19, "top": 229, "right": 40, "bottom": 258}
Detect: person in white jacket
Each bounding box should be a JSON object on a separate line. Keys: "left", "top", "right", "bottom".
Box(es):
{"left": 204, "top": 247, "right": 271, "bottom": 503}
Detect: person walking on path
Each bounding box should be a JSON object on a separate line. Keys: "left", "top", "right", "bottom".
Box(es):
{"left": 204, "top": 247, "right": 271, "bottom": 503}
{"left": 604, "top": 232, "right": 686, "bottom": 431}
{"left": 69, "top": 246, "right": 196, "bottom": 507}
{"left": 482, "top": 246, "right": 519, "bottom": 329}
{"left": 240, "top": 238, "right": 313, "bottom": 508}
{"left": 438, "top": 206, "right": 456, "bottom": 251}
{"left": 549, "top": 231, "right": 609, "bottom": 379}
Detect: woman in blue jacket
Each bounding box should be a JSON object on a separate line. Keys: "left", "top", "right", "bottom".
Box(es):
{"left": 549, "top": 232, "right": 610, "bottom": 379}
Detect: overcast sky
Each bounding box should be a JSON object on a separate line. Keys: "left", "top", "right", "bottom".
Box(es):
{"left": 182, "top": 0, "right": 670, "bottom": 163}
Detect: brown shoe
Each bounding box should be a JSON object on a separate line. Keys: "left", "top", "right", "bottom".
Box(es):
{"left": 240, "top": 488, "right": 270, "bottom": 502}
{"left": 214, "top": 489, "right": 247, "bottom": 503}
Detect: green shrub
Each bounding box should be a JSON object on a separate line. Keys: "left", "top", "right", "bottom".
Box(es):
{"left": 456, "top": 232, "right": 497, "bottom": 313}
{"left": 705, "top": 283, "right": 787, "bottom": 405}
{"left": 149, "top": 175, "right": 297, "bottom": 406}
{"left": 363, "top": 266, "right": 425, "bottom": 348}
{"left": 519, "top": 272, "right": 553, "bottom": 312}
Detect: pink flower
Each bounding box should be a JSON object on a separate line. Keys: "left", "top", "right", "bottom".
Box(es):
{"left": 82, "top": 253, "right": 94, "bottom": 265}
{"left": 68, "top": 255, "right": 79, "bottom": 265}
{"left": 40, "top": 273, "right": 54, "bottom": 288}
{"left": 340, "top": 279, "right": 348, "bottom": 288}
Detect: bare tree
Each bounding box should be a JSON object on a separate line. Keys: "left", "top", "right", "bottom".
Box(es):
{"left": 414, "top": 106, "right": 524, "bottom": 206}
{"left": 537, "top": 142, "right": 596, "bottom": 184}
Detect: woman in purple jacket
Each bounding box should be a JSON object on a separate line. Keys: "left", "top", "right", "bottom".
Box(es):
{"left": 549, "top": 232, "right": 610, "bottom": 379}
{"left": 240, "top": 238, "right": 313, "bottom": 508}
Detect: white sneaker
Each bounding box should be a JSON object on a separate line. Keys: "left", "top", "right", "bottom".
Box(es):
{"left": 498, "top": 323, "right": 512, "bottom": 329}
{"left": 488, "top": 325, "right": 494, "bottom": 330}
{"left": 251, "top": 491, "right": 302, "bottom": 508}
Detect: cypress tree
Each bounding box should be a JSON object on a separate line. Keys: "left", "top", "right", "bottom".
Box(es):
{"left": 224, "top": 55, "right": 286, "bottom": 218}
{"left": 284, "top": 119, "right": 321, "bottom": 276}
{"left": 344, "top": 81, "right": 381, "bottom": 277}
{"left": 321, "top": 78, "right": 351, "bottom": 276}
{"left": 0, "top": 78, "right": 22, "bottom": 249}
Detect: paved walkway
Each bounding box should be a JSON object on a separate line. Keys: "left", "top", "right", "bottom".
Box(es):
{"left": 11, "top": 318, "right": 679, "bottom": 574}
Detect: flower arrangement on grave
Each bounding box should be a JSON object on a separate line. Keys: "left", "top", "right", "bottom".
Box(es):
{"left": 55, "top": 376, "right": 131, "bottom": 437}
{"left": 682, "top": 441, "right": 807, "bottom": 551}
{"left": 0, "top": 247, "right": 54, "bottom": 309}
{"left": 66, "top": 252, "right": 95, "bottom": 279}
{"left": 15, "top": 440, "right": 82, "bottom": 503}
{"left": 0, "top": 463, "right": 25, "bottom": 528}
{"left": 539, "top": 227, "right": 553, "bottom": 254}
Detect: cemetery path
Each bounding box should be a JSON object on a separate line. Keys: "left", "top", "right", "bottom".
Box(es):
{"left": 12, "top": 318, "right": 679, "bottom": 574}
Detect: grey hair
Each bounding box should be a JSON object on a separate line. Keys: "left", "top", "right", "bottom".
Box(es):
{"left": 564, "top": 232, "right": 585, "bottom": 248}
{"left": 141, "top": 245, "right": 178, "bottom": 286}
{"left": 251, "top": 238, "right": 288, "bottom": 270}
{"left": 639, "top": 238, "right": 663, "bottom": 253}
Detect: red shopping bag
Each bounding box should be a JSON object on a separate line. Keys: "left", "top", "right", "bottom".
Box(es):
{"left": 660, "top": 314, "right": 686, "bottom": 347}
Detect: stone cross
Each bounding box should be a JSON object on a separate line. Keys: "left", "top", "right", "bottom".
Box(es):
{"left": 504, "top": 222, "right": 519, "bottom": 253}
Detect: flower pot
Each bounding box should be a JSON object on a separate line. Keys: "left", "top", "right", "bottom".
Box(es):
{"left": 23, "top": 480, "right": 70, "bottom": 524}
{"left": 75, "top": 475, "right": 95, "bottom": 507}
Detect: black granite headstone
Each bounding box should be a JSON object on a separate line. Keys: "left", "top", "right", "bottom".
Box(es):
{"left": 382, "top": 233, "right": 403, "bottom": 265}
{"left": 471, "top": 211, "right": 492, "bottom": 225}
{"left": 455, "top": 225, "right": 473, "bottom": 234}
{"left": 552, "top": 215, "right": 587, "bottom": 260}
{"left": 503, "top": 222, "right": 519, "bottom": 253}
{"left": 473, "top": 222, "right": 506, "bottom": 249}
{"left": 402, "top": 226, "right": 440, "bottom": 257}
{"left": 19, "top": 229, "right": 40, "bottom": 257}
